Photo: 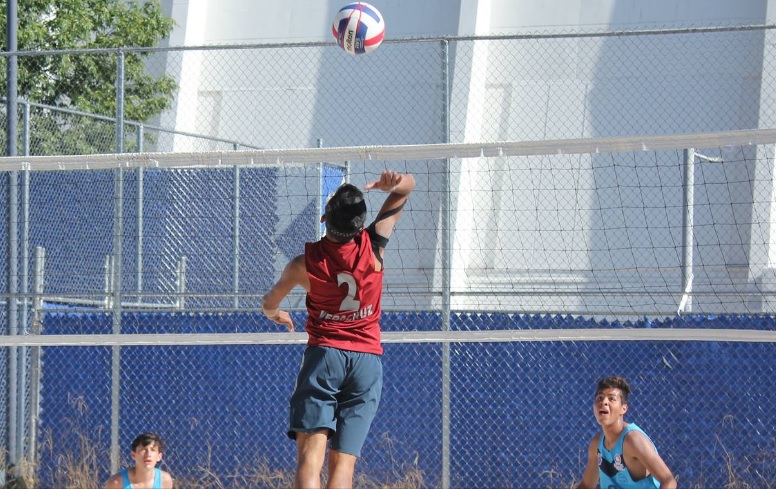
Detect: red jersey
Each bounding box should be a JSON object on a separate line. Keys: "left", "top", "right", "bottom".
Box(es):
{"left": 304, "top": 230, "right": 383, "bottom": 355}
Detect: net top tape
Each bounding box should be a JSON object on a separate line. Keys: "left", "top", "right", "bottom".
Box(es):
{"left": 1, "top": 129, "right": 774, "bottom": 172}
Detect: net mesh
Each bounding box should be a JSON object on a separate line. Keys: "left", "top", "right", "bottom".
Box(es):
{"left": 0, "top": 130, "right": 775, "bottom": 487}
{"left": 4, "top": 129, "right": 776, "bottom": 316}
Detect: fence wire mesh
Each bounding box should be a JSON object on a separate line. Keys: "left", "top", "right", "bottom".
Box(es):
{"left": 1, "top": 26, "right": 776, "bottom": 155}
{"left": 0, "top": 26, "right": 774, "bottom": 488}
{"left": 25, "top": 314, "right": 776, "bottom": 489}
{"left": 0, "top": 136, "right": 771, "bottom": 487}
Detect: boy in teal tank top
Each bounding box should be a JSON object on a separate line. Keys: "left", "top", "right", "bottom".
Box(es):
{"left": 577, "top": 376, "right": 676, "bottom": 489}
{"left": 103, "top": 432, "right": 174, "bottom": 489}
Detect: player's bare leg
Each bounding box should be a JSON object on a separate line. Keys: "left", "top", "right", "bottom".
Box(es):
{"left": 294, "top": 431, "right": 328, "bottom": 489}
{"left": 326, "top": 449, "right": 357, "bottom": 489}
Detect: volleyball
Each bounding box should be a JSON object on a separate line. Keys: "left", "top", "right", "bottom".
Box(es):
{"left": 332, "top": 2, "right": 385, "bottom": 55}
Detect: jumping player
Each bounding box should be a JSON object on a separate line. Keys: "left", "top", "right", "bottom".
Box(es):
{"left": 262, "top": 170, "right": 415, "bottom": 489}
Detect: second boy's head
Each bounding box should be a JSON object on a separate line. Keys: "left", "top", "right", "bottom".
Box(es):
{"left": 131, "top": 432, "right": 165, "bottom": 454}
{"left": 130, "top": 432, "right": 165, "bottom": 469}
{"left": 595, "top": 375, "right": 631, "bottom": 405}
{"left": 593, "top": 376, "right": 631, "bottom": 426}
{"left": 324, "top": 184, "right": 367, "bottom": 241}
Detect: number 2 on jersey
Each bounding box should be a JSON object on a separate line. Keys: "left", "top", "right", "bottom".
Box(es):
{"left": 337, "top": 273, "right": 360, "bottom": 311}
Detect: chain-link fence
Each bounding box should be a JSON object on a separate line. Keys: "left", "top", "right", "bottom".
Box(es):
{"left": 0, "top": 26, "right": 774, "bottom": 488}
{"left": 0, "top": 135, "right": 770, "bottom": 487}
{"left": 1, "top": 25, "right": 776, "bottom": 155}
{"left": 28, "top": 313, "right": 775, "bottom": 489}
{"left": 0, "top": 99, "right": 263, "bottom": 157}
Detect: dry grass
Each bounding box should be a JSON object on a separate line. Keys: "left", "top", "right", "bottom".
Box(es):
{"left": 175, "top": 457, "right": 296, "bottom": 489}
{"left": 30, "top": 394, "right": 107, "bottom": 489}
{"left": 16, "top": 434, "right": 776, "bottom": 489}
{"left": 538, "top": 468, "right": 579, "bottom": 489}
{"left": 175, "top": 435, "right": 424, "bottom": 489}
{"left": 168, "top": 460, "right": 423, "bottom": 489}
{"left": 11, "top": 409, "right": 776, "bottom": 488}
{"left": 684, "top": 414, "right": 776, "bottom": 489}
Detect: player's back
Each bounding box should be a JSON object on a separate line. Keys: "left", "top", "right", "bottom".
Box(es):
{"left": 304, "top": 230, "right": 383, "bottom": 354}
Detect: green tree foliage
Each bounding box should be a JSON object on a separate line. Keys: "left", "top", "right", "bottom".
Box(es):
{"left": 0, "top": 0, "right": 177, "bottom": 154}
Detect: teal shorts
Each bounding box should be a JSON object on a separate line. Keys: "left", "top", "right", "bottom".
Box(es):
{"left": 288, "top": 346, "right": 383, "bottom": 457}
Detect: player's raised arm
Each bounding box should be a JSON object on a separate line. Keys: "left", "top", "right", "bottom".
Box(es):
{"left": 364, "top": 170, "right": 415, "bottom": 244}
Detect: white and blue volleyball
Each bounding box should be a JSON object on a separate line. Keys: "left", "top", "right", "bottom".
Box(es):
{"left": 332, "top": 2, "right": 385, "bottom": 55}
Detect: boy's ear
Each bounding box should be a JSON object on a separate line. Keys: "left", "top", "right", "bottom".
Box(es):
{"left": 320, "top": 214, "right": 326, "bottom": 223}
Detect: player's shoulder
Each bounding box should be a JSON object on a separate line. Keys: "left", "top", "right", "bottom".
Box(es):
{"left": 622, "top": 425, "right": 654, "bottom": 451}
{"left": 588, "top": 431, "right": 603, "bottom": 448}
{"left": 161, "top": 470, "right": 175, "bottom": 488}
{"left": 103, "top": 472, "right": 123, "bottom": 489}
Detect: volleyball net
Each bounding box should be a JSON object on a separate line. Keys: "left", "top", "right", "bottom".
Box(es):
{"left": 1, "top": 129, "right": 776, "bottom": 487}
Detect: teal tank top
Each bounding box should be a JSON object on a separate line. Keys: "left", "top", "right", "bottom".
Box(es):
{"left": 597, "top": 423, "right": 661, "bottom": 489}
{"left": 119, "top": 467, "right": 162, "bottom": 489}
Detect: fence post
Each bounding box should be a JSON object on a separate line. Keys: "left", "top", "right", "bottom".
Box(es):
{"left": 6, "top": 0, "right": 20, "bottom": 467}
{"left": 109, "top": 255, "right": 122, "bottom": 474}
{"left": 109, "top": 49, "right": 127, "bottom": 473}
{"left": 137, "top": 124, "right": 144, "bottom": 300}
{"left": 115, "top": 50, "right": 125, "bottom": 154}
{"left": 27, "top": 247, "right": 45, "bottom": 477}
{"left": 233, "top": 166, "right": 240, "bottom": 310}
{"left": 176, "top": 256, "right": 187, "bottom": 310}
{"left": 440, "top": 38, "right": 452, "bottom": 489}
{"left": 678, "top": 148, "right": 695, "bottom": 314}
{"left": 21, "top": 100, "right": 29, "bottom": 156}
{"left": 136, "top": 123, "right": 144, "bottom": 153}
{"left": 317, "top": 138, "right": 324, "bottom": 240}
{"left": 137, "top": 169, "right": 144, "bottom": 301}
{"left": 17, "top": 102, "right": 31, "bottom": 470}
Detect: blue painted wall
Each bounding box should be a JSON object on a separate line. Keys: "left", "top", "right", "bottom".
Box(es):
{"left": 37, "top": 312, "right": 776, "bottom": 488}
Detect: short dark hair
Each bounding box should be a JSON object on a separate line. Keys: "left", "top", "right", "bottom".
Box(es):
{"left": 131, "top": 432, "right": 165, "bottom": 453}
{"left": 595, "top": 375, "right": 631, "bottom": 405}
{"left": 324, "top": 183, "right": 367, "bottom": 240}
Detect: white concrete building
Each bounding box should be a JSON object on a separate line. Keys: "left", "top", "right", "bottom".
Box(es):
{"left": 155, "top": 0, "right": 775, "bottom": 147}
{"left": 161, "top": 1, "right": 769, "bottom": 44}
{"left": 151, "top": 0, "right": 776, "bottom": 316}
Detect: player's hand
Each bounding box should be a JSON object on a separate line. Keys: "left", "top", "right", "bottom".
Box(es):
{"left": 269, "top": 310, "right": 294, "bottom": 332}
{"left": 365, "top": 170, "right": 403, "bottom": 192}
